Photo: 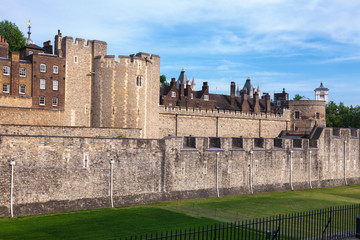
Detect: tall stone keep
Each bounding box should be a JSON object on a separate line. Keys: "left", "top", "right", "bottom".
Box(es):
{"left": 92, "top": 53, "right": 160, "bottom": 138}
{"left": 55, "top": 31, "right": 107, "bottom": 126}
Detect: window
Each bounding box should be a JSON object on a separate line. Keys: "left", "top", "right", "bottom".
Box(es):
{"left": 3, "top": 66, "right": 10, "bottom": 75}
{"left": 20, "top": 68, "right": 26, "bottom": 77}
{"left": 204, "top": 95, "right": 209, "bottom": 101}
{"left": 40, "top": 79, "right": 46, "bottom": 89}
{"left": 2, "top": 83, "right": 9, "bottom": 93}
{"left": 276, "top": 100, "right": 281, "bottom": 106}
{"left": 190, "top": 93, "right": 193, "bottom": 99}
{"left": 53, "top": 65, "right": 58, "bottom": 74}
{"left": 53, "top": 80, "right": 58, "bottom": 91}
{"left": 83, "top": 152, "right": 89, "bottom": 168}
{"left": 40, "top": 64, "right": 46, "bottom": 72}
{"left": 295, "top": 111, "right": 300, "bottom": 120}
{"left": 136, "top": 76, "right": 142, "bottom": 86}
{"left": 316, "top": 112, "right": 320, "bottom": 120}
{"left": 74, "top": 56, "right": 78, "bottom": 63}
{"left": 52, "top": 97, "right": 58, "bottom": 106}
{"left": 19, "top": 85, "right": 26, "bottom": 94}
{"left": 28, "top": 51, "right": 33, "bottom": 55}
{"left": 320, "top": 94, "right": 324, "bottom": 99}
{"left": 39, "top": 96, "right": 45, "bottom": 106}
{"left": 171, "top": 91, "right": 176, "bottom": 98}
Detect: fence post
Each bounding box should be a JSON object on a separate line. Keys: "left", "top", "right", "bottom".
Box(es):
{"left": 356, "top": 216, "right": 360, "bottom": 238}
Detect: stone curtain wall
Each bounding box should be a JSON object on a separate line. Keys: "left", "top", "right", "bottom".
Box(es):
{"left": 0, "top": 125, "right": 141, "bottom": 138}
{"left": 0, "top": 128, "right": 359, "bottom": 217}
{"left": 159, "top": 106, "right": 289, "bottom": 138}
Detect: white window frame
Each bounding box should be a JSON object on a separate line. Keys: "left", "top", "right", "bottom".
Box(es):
{"left": 39, "top": 96, "right": 45, "bottom": 106}
{"left": 190, "top": 93, "right": 194, "bottom": 99}
{"left": 40, "top": 64, "right": 46, "bottom": 73}
{"left": 40, "top": 79, "right": 46, "bottom": 89}
{"left": 19, "top": 85, "right": 26, "bottom": 94}
{"left": 171, "top": 91, "right": 176, "bottom": 98}
{"left": 52, "top": 97, "right": 58, "bottom": 106}
{"left": 3, "top": 66, "right": 10, "bottom": 75}
{"left": 19, "top": 68, "right": 26, "bottom": 77}
{"left": 204, "top": 95, "right": 209, "bottom": 101}
{"left": 53, "top": 80, "right": 58, "bottom": 91}
{"left": 3, "top": 83, "right": 9, "bottom": 93}
{"left": 53, "top": 65, "right": 58, "bottom": 74}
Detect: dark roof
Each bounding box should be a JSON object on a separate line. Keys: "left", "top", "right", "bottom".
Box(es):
{"left": 21, "top": 44, "right": 44, "bottom": 51}
{"left": 242, "top": 77, "right": 253, "bottom": 94}
{"left": 177, "top": 69, "right": 188, "bottom": 86}
{"left": 314, "top": 82, "right": 329, "bottom": 91}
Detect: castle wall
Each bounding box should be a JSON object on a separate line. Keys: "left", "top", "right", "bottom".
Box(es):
{"left": 92, "top": 54, "right": 160, "bottom": 138}
{"left": 0, "top": 127, "right": 358, "bottom": 217}
{"left": 159, "top": 106, "right": 290, "bottom": 138}
{"left": 0, "top": 107, "right": 64, "bottom": 126}
{"left": 61, "top": 37, "right": 107, "bottom": 127}
{"left": 0, "top": 124, "right": 141, "bottom": 138}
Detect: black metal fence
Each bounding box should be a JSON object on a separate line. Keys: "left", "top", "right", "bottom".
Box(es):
{"left": 122, "top": 204, "right": 360, "bottom": 240}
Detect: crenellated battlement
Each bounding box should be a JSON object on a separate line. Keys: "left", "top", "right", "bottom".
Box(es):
{"left": 94, "top": 53, "right": 160, "bottom": 67}
{"left": 159, "top": 105, "right": 290, "bottom": 121}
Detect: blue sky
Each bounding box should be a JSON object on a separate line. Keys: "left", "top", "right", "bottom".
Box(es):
{"left": 2, "top": 0, "right": 360, "bottom": 105}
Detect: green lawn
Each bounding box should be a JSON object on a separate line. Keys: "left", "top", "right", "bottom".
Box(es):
{"left": 1, "top": 184, "right": 360, "bottom": 240}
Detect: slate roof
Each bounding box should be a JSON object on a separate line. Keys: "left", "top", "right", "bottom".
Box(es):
{"left": 314, "top": 82, "right": 329, "bottom": 91}
{"left": 177, "top": 68, "right": 188, "bottom": 86}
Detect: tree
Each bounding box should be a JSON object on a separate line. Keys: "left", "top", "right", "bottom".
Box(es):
{"left": 160, "top": 74, "right": 169, "bottom": 87}
{"left": 326, "top": 101, "right": 360, "bottom": 128}
{"left": 293, "top": 94, "right": 304, "bottom": 101}
{"left": 0, "top": 20, "right": 26, "bottom": 57}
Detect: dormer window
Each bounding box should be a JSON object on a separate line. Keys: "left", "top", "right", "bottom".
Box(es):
{"left": 204, "top": 95, "right": 209, "bottom": 101}
{"left": 40, "top": 64, "right": 46, "bottom": 72}
{"left": 171, "top": 91, "right": 176, "bottom": 98}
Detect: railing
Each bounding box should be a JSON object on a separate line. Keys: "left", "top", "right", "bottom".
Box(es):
{"left": 122, "top": 204, "right": 360, "bottom": 240}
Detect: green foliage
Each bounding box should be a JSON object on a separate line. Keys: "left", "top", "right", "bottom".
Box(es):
{"left": 0, "top": 20, "right": 26, "bottom": 57}
{"left": 114, "top": 134, "right": 125, "bottom": 138}
{"left": 293, "top": 94, "right": 304, "bottom": 100}
{"left": 326, "top": 101, "right": 360, "bottom": 128}
{"left": 1, "top": 184, "right": 360, "bottom": 239}
{"left": 160, "top": 74, "right": 169, "bottom": 87}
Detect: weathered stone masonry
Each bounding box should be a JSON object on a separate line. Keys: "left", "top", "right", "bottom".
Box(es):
{"left": 0, "top": 127, "right": 359, "bottom": 217}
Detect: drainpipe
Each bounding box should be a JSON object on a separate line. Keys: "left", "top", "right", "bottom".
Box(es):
{"left": 309, "top": 151, "right": 312, "bottom": 189}
{"left": 216, "top": 152, "right": 220, "bottom": 198}
{"left": 110, "top": 159, "right": 115, "bottom": 208}
{"left": 290, "top": 150, "right": 294, "bottom": 191}
{"left": 9, "top": 161, "right": 15, "bottom": 218}
{"left": 249, "top": 150, "right": 254, "bottom": 194}
{"left": 344, "top": 140, "right": 348, "bottom": 185}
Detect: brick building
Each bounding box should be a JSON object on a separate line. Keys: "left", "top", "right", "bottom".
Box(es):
{"left": 0, "top": 28, "right": 65, "bottom": 110}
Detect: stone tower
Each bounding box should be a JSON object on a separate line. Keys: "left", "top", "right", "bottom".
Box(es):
{"left": 55, "top": 31, "right": 107, "bottom": 126}
{"left": 92, "top": 53, "right": 160, "bottom": 138}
